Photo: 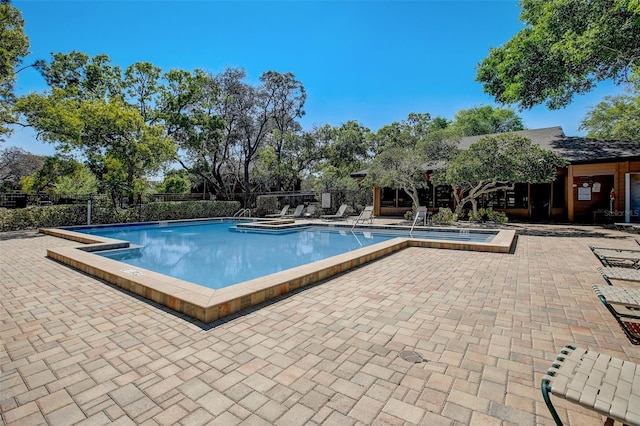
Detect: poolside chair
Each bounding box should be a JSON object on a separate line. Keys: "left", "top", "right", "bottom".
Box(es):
{"left": 320, "top": 204, "right": 349, "bottom": 221}
{"left": 413, "top": 206, "right": 429, "bottom": 226}
{"left": 541, "top": 345, "right": 640, "bottom": 426}
{"left": 597, "top": 266, "right": 640, "bottom": 286}
{"left": 303, "top": 205, "right": 317, "bottom": 218}
{"left": 593, "top": 284, "right": 640, "bottom": 345}
{"left": 284, "top": 205, "right": 304, "bottom": 218}
{"left": 352, "top": 206, "right": 375, "bottom": 225}
{"left": 590, "top": 246, "right": 640, "bottom": 269}
{"left": 265, "top": 204, "right": 290, "bottom": 218}
{"left": 615, "top": 222, "right": 640, "bottom": 234}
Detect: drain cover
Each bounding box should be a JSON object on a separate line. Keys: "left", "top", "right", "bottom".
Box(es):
{"left": 399, "top": 350, "right": 424, "bottom": 363}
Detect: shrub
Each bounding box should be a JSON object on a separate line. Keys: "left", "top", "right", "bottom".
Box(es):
{"left": 486, "top": 208, "right": 508, "bottom": 224}
{"left": 468, "top": 207, "right": 509, "bottom": 224}
{"left": 431, "top": 208, "right": 458, "bottom": 224}
{"left": 256, "top": 196, "right": 278, "bottom": 216}
{"left": 0, "top": 200, "right": 240, "bottom": 231}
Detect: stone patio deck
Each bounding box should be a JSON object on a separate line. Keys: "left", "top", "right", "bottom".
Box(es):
{"left": 2, "top": 224, "right": 640, "bottom": 425}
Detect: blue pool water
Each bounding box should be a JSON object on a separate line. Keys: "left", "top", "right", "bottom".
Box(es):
{"left": 72, "top": 220, "right": 494, "bottom": 290}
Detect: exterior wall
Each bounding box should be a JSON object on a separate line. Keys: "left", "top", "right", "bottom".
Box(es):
{"left": 567, "top": 161, "right": 640, "bottom": 222}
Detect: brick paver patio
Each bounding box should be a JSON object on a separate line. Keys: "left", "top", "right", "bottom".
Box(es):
{"left": 2, "top": 225, "right": 640, "bottom": 425}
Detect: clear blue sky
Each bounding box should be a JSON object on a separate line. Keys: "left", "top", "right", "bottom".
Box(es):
{"left": 9, "top": 0, "right": 626, "bottom": 156}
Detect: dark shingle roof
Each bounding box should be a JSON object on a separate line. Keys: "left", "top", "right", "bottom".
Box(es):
{"left": 458, "top": 126, "right": 640, "bottom": 163}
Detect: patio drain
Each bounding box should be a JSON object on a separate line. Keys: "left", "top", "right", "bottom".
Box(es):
{"left": 399, "top": 350, "right": 424, "bottom": 363}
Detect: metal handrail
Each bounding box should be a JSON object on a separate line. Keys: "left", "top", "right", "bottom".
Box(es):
{"left": 410, "top": 207, "right": 429, "bottom": 237}
{"left": 233, "top": 208, "right": 251, "bottom": 217}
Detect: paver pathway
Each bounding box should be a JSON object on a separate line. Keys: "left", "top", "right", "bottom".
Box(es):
{"left": 2, "top": 227, "right": 640, "bottom": 425}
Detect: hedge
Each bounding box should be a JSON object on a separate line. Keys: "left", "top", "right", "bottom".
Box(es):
{"left": 0, "top": 200, "right": 241, "bottom": 232}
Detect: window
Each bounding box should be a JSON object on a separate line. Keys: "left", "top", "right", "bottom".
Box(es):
{"left": 506, "top": 183, "right": 528, "bottom": 209}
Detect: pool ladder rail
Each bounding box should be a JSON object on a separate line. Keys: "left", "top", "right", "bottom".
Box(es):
{"left": 409, "top": 206, "right": 431, "bottom": 237}
{"left": 233, "top": 208, "right": 252, "bottom": 217}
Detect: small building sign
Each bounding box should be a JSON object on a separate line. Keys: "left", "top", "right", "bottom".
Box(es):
{"left": 578, "top": 186, "right": 592, "bottom": 201}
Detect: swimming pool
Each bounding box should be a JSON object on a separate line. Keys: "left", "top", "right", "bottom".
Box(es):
{"left": 72, "top": 220, "right": 495, "bottom": 290}
{"left": 41, "top": 218, "right": 515, "bottom": 322}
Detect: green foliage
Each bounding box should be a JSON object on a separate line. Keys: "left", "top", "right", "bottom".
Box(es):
{"left": 256, "top": 195, "right": 278, "bottom": 217}
{"left": 156, "top": 173, "right": 190, "bottom": 194}
{"left": 0, "top": 146, "right": 44, "bottom": 191}
{"left": 468, "top": 207, "right": 509, "bottom": 224}
{"left": 436, "top": 134, "right": 567, "bottom": 216}
{"left": 580, "top": 68, "right": 640, "bottom": 141}
{"left": 476, "top": 0, "right": 640, "bottom": 109}
{"left": 364, "top": 113, "right": 458, "bottom": 209}
{"left": 0, "top": 200, "right": 240, "bottom": 231}
{"left": 17, "top": 53, "right": 177, "bottom": 204}
{"left": 0, "top": 2, "right": 30, "bottom": 140}
{"left": 53, "top": 164, "right": 98, "bottom": 195}
{"left": 403, "top": 205, "right": 418, "bottom": 222}
{"left": 431, "top": 208, "right": 458, "bottom": 224}
{"left": 21, "top": 155, "right": 90, "bottom": 194}
{"left": 450, "top": 106, "right": 525, "bottom": 136}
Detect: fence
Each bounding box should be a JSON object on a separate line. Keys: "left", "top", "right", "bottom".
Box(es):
{"left": 1, "top": 189, "right": 374, "bottom": 213}
{"left": 0, "top": 192, "right": 96, "bottom": 208}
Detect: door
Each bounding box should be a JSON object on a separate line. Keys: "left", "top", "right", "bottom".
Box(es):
{"left": 530, "top": 183, "right": 551, "bottom": 221}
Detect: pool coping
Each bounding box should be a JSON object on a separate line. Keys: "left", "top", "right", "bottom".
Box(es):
{"left": 40, "top": 219, "right": 515, "bottom": 323}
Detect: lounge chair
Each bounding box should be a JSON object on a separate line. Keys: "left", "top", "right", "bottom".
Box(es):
{"left": 593, "top": 284, "right": 640, "bottom": 345}
{"left": 597, "top": 266, "right": 640, "bottom": 285}
{"left": 303, "top": 205, "right": 316, "bottom": 217}
{"left": 590, "top": 246, "right": 640, "bottom": 269}
{"left": 541, "top": 345, "right": 640, "bottom": 426}
{"left": 265, "top": 204, "right": 290, "bottom": 218}
{"left": 614, "top": 222, "right": 640, "bottom": 234}
{"left": 413, "top": 206, "right": 430, "bottom": 226}
{"left": 284, "top": 205, "right": 304, "bottom": 218}
{"left": 320, "top": 204, "right": 349, "bottom": 221}
{"left": 352, "top": 206, "right": 374, "bottom": 225}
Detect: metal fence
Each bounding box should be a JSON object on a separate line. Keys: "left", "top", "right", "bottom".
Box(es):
{"left": 0, "top": 189, "right": 373, "bottom": 212}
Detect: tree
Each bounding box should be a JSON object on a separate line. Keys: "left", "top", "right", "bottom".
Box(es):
{"left": 155, "top": 170, "right": 191, "bottom": 194}
{"left": 450, "top": 105, "right": 525, "bottom": 136}
{"left": 0, "top": 145, "right": 43, "bottom": 190}
{"left": 476, "top": 0, "right": 640, "bottom": 109}
{"left": 261, "top": 71, "right": 306, "bottom": 190}
{"left": 21, "top": 155, "right": 96, "bottom": 195}
{"left": 314, "top": 121, "right": 373, "bottom": 193}
{"left": 16, "top": 52, "right": 176, "bottom": 205}
{"left": 364, "top": 113, "right": 458, "bottom": 209}
{"left": 580, "top": 69, "right": 640, "bottom": 141}
{"left": 436, "top": 134, "right": 567, "bottom": 216}
{"left": 0, "top": 1, "right": 30, "bottom": 140}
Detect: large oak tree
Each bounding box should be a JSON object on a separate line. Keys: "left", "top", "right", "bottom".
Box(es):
{"left": 477, "top": 0, "right": 640, "bottom": 109}
{"left": 0, "top": 1, "right": 30, "bottom": 140}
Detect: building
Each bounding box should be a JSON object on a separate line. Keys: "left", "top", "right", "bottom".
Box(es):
{"left": 365, "top": 126, "right": 640, "bottom": 223}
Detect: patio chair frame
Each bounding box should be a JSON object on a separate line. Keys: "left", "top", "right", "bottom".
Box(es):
{"left": 593, "top": 284, "right": 640, "bottom": 345}
{"left": 541, "top": 345, "right": 640, "bottom": 426}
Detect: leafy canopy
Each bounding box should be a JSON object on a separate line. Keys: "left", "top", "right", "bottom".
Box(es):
{"left": 364, "top": 113, "right": 458, "bottom": 209}
{"left": 476, "top": 0, "right": 640, "bottom": 109}
{"left": 580, "top": 68, "right": 640, "bottom": 141}
{"left": 449, "top": 105, "right": 525, "bottom": 136}
{"left": 0, "top": 1, "right": 30, "bottom": 140}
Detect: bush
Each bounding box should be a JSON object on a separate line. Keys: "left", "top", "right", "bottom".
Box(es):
{"left": 486, "top": 208, "right": 508, "bottom": 224}
{"left": 256, "top": 196, "right": 278, "bottom": 216}
{"left": 431, "top": 208, "right": 458, "bottom": 224}
{"left": 0, "top": 200, "right": 241, "bottom": 231}
{"left": 468, "top": 207, "right": 509, "bottom": 224}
